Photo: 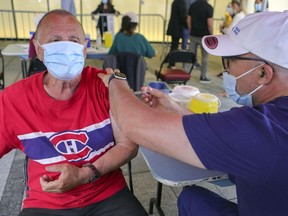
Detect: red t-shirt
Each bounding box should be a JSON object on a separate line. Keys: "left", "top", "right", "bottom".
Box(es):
{"left": 0, "top": 67, "right": 126, "bottom": 209}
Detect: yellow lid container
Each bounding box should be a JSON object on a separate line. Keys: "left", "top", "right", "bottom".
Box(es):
{"left": 189, "top": 93, "right": 220, "bottom": 114}
{"left": 104, "top": 31, "right": 113, "bottom": 48}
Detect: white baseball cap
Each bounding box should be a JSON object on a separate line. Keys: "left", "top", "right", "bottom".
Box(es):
{"left": 202, "top": 11, "right": 288, "bottom": 69}
{"left": 125, "top": 12, "right": 138, "bottom": 23}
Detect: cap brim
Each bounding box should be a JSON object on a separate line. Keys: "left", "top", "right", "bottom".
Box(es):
{"left": 202, "top": 34, "right": 248, "bottom": 57}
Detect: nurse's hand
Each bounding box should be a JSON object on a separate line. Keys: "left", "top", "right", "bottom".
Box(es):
{"left": 98, "top": 68, "right": 116, "bottom": 87}
{"left": 141, "top": 87, "right": 192, "bottom": 115}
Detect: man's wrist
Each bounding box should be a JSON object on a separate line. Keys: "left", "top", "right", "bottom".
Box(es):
{"left": 82, "top": 163, "right": 101, "bottom": 183}
{"left": 108, "top": 72, "right": 127, "bottom": 85}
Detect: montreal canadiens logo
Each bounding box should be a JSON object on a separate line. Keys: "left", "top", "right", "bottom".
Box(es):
{"left": 49, "top": 131, "right": 91, "bottom": 162}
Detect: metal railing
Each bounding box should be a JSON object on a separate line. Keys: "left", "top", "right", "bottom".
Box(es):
{"left": 0, "top": 9, "right": 168, "bottom": 60}
{"left": 0, "top": 10, "right": 166, "bottom": 42}
{"left": 0, "top": 9, "right": 223, "bottom": 60}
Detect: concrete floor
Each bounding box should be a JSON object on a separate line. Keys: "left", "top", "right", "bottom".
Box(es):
{"left": 0, "top": 41, "right": 237, "bottom": 216}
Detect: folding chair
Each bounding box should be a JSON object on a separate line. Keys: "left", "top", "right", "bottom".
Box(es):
{"left": 155, "top": 50, "right": 196, "bottom": 85}
{"left": 27, "top": 56, "right": 46, "bottom": 77}
{"left": 104, "top": 52, "right": 147, "bottom": 92}
{"left": 104, "top": 52, "right": 147, "bottom": 194}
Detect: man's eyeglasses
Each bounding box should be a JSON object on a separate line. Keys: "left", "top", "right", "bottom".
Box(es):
{"left": 221, "top": 56, "right": 269, "bottom": 70}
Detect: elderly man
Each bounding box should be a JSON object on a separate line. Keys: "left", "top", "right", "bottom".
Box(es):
{"left": 99, "top": 11, "right": 288, "bottom": 215}
{"left": 0, "top": 9, "right": 147, "bottom": 216}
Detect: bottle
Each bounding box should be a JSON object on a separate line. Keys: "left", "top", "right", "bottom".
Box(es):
{"left": 104, "top": 31, "right": 113, "bottom": 48}
{"left": 96, "top": 29, "right": 102, "bottom": 48}
{"left": 85, "top": 34, "right": 91, "bottom": 48}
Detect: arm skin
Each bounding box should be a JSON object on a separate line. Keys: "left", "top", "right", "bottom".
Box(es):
{"left": 40, "top": 91, "right": 138, "bottom": 193}
{"left": 141, "top": 86, "right": 192, "bottom": 116}
{"left": 97, "top": 71, "right": 205, "bottom": 170}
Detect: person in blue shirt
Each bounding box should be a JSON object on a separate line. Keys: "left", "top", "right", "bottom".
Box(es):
{"left": 99, "top": 11, "right": 288, "bottom": 216}
{"left": 108, "top": 12, "right": 155, "bottom": 58}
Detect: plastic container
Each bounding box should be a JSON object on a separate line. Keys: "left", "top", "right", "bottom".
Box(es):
{"left": 189, "top": 93, "right": 220, "bottom": 114}
{"left": 104, "top": 31, "right": 113, "bottom": 48}
{"left": 148, "top": 81, "right": 170, "bottom": 94}
{"left": 172, "top": 85, "right": 200, "bottom": 97}
{"left": 169, "top": 92, "right": 191, "bottom": 108}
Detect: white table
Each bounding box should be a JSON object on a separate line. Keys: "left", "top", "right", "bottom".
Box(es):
{"left": 140, "top": 147, "right": 226, "bottom": 216}
{"left": 139, "top": 96, "right": 237, "bottom": 216}
{"left": 2, "top": 44, "right": 29, "bottom": 78}
{"left": 2, "top": 43, "right": 109, "bottom": 79}
{"left": 86, "top": 47, "right": 109, "bottom": 59}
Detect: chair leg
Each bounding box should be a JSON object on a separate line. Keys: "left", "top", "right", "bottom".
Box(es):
{"left": 128, "top": 161, "right": 134, "bottom": 194}
{"left": 155, "top": 70, "right": 160, "bottom": 80}
{"left": 148, "top": 182, "right": 165, "bottom": 215}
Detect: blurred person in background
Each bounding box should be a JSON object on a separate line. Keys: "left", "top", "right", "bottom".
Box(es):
{"left": 187, "top": 0, "right": 213, "bottom": 83}
{"left": 221, "top": 0, "right": 245, "bottom": 34}
{"left": 166, "top": 0, "right": 187, "bottom": 68}
{"left": 108, "top": 12, "right": 155, "bottom": 59}
{"left": 218, "top": 0, "right": 245, "bottom": 79}
{"left": 255, "top": 0, "right": 269, "bottom": 12}
{"left": 220, "top": 2, "right": 233, "bottom": 34}
{"left": 183, "top": 0, "right": 201, "bottom": 68}
{"left": 91, "top": 0, "right": 120, "bottom": 39}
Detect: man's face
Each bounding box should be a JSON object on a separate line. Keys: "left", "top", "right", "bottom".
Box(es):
{"left": 35, "top": 13, "right": 87, "bottom": 61}
{"left": 226, "top": 53, "right": 264, "bottom": 95}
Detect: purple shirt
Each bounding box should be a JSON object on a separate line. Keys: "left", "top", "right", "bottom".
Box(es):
{"left": 183, "top": 96, "right": 288, "bottom": 215}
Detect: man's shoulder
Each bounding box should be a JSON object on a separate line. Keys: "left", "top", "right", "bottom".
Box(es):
{"left": 82, "top": 66, "right": 103, "bottom": 75}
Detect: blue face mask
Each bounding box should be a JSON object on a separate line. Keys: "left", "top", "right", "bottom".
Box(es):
{"left": 38, "top": 41, "right": 85, "bottom": 81}
{"left": 255, "top": 3, "right": 262, "bottom": 12}
{"left": 223, "top": 64, "right": 264, "bottom": 106}
{"left": 226, "top": 7, "right": 233, "bottom": 16}
{"left": 102, "top": 0, "right": 108, "bottom": 4}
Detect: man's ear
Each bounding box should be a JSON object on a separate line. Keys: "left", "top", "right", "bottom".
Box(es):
{"left": 33, "top": 38, "right": 44, "bottom": 61}
{"left": 258, "top": 64, "right": 273, "bottom": 85}
{"left": 83, "top": 40, "right": 88, "bottom": 59}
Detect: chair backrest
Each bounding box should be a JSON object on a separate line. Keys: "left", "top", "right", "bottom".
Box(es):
{"left": 160, "top": 50, "right": 196, "bottom": 74}
{"left": 104, "top": 52, "right": 146, "bottom": 91}
{"left": 27, "top": 57, "right": 46, "bottom": 77}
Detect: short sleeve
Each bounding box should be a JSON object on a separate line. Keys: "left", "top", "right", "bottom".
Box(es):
{"left": 182, "top": 107, "right": 279, "bottom": 183}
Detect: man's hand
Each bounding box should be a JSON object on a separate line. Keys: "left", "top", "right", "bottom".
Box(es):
{"left": 98, "top": 68, "right": 117, "bottom": 87}
{"left": 141, "top": 87, "right": 193, "bottom": 115}
{"left": 39, "top": 163, "right": 92, "bottom": 193}
{"left": 141, "top": 87, "right": 180, "bottom": 113}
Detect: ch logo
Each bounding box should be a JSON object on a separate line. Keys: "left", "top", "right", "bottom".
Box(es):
{"left": 49, "top": 131, "right": 91, "bottom": 162}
